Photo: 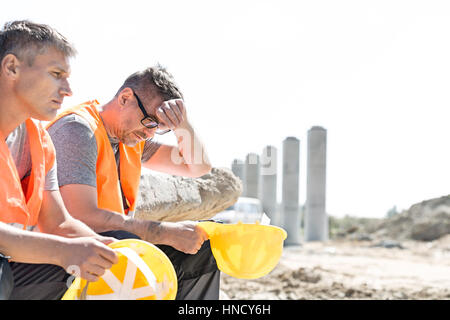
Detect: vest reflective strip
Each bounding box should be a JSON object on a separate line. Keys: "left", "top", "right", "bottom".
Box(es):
{"left": 8, "top": 223, "right": 36, "bottom": 231}
{"left": 127, "top": 210, "right": 135, "bottom": 218}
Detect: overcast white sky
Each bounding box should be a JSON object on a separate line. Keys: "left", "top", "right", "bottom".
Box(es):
{"left": 2, "top": 0, "right": 450, "bottom": 218}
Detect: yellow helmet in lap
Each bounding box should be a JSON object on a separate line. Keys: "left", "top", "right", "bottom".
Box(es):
{"left": 62, "top": 239, "right": 177, "bottom": 300}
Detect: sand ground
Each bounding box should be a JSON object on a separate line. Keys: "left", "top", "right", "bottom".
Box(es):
{"left": 219, "top": 235, "right": 450, "bottom": 300}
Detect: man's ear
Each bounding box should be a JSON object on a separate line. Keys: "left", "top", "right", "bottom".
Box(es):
{"left": 118, "top": 87, "right": 134, "bottom": 107}
{"left": 1, "top": 54, "right": 21, "bottom": 79}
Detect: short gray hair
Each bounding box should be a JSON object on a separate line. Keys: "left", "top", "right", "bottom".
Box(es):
{"left": 0, "top": 20, "right": 76, "bottom": 65}
{"left": 118, "top": 64, "right": 183, "bottom": 101}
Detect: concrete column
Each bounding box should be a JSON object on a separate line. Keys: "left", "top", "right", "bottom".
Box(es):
{"left": 282, "top": 137, "right": 301, "bottom": 245}
{"left": 260, "top": 146, "right": 278, "bottom": 226}
{"left": 244, "top": 153, "right": 260, "bottom": 199}
{"left": 305, "top": 126, "right": 328, "bottom": 241}
{"left": 231, "top": 159, "right": 245, "bottom": 196}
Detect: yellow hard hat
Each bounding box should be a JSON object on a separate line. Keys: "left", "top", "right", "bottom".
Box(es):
{"left": 198, "top": 221, "right": 287, "bottom": 279}
{"left": 61, "top": 239, "right": 177, "bottom": 300}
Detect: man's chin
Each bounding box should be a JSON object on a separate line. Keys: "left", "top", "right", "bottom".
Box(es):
{"left": 122, "top": 138, "right": 139, "bottom": 147}
{"left": 32, "top": 109, "right": 58, "bottom": 122}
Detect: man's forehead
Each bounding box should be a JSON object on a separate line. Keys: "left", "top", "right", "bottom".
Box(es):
{"left": 147, "top": 95, "right": 164, "bottom": 112}
{"left": 138, "top": 91, "right": 163, "bottom": 111}
{"left": 32, "top": 47, "right": 71, "bottom": 71}
{"left": 50, "top": 60, "right": 71, "bottom": 73}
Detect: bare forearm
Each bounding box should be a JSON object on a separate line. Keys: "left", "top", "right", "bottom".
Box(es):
{"left": 67, "top": 206, "right": 170, "bottom": 244}
{"left": 69, "top": 207, "right": 129, "bottom": 234}
{"left": 77, "top": 209, "right": 184, "bottom": 247}
{"left": 128, "top": 219, "right": 166, "bottom": 244}
{"left": 58, "top": 185, "right": 151, "bottom": 237}
{"left": 0, "top": 222, "right": 66, "bottom": 265}
{"left": 48, "top": 216, "right": 99, "bottom": 238}
{"left": 39, "top": 190, "right": 101, "bottom": 239}
{"left": 69, "top": 207, "right": 207, "bottom": 254}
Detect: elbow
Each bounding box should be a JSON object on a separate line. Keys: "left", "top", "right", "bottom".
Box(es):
{"left": 188, "top": 163, "right": 212, "bottom": 178}
{"left": 200, "top": 163, "right": 212, "bottom": 176}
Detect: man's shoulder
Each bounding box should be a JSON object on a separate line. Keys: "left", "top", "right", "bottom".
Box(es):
{"left": 5, "top": 122, "right": 27, "bottom": 147}
{"left": 47, "top": 113, "right": 98, "bottom": 155}
{"left": 47, "top": 113, "right": 94, "bottom": 137}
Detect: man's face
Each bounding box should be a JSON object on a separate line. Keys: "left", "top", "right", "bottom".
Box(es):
{"left": 14, "top": 46, "right": 72, "bottom": 121}
{"left": 119, "top": 92, "right": 164, "bottom": 147}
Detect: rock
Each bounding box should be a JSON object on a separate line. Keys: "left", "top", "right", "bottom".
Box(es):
{"left": 345, "top": 226, "right": 358, "bottom": 234}
{"left": 134, "top": 167, "right": 243, "bottom": 222}
{"left": 371, "top": 240, "right": 404, "bottom": 249}
{"left": 345, "top": 288, "right": 356, "bottom": 297}
{"left": 350, "top": 233, "right": 373, "bottom": 241}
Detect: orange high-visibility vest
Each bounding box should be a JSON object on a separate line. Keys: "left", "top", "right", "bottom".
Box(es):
{"left": 47, "top": 101, "right": 145, "bottom": 215}
{"left": 0, "top": 119, "right": 55, "bottom": 230}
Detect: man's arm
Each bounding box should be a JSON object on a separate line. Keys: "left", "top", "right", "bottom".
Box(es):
{"left": 0, "top": 221, "right": 72, "bottom": 265}
{"left": 0, "top": 219, "right": 118, "bottom": 282}
{"left": 38, "top": 189, "right": 108, "bottom": 239}
{"left": 59, "top": 183, "right": 208, "bottom": 254}
{"left": 38, "top": 150, "right": 109, "bottom": 240}
{"left": 58, "top": 184, "right": 209, "bottom": 254}
{"left": 37, "top": 190, "right": 120, "bottom": 281}
{"left": 142, "top": 99, "right": 211, "bottom": 177}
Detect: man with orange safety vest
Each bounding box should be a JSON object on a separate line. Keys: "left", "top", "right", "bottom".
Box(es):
{"left": 0, "top": 20, "right": 118, "bottom": 300}
{"left": 47, "top": 65, "right": 220, "bottom": 299}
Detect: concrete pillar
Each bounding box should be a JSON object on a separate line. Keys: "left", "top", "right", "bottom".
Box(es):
{"left": 260, "top": 146, "right": 278, "bottom": 226}
{"left": 244, "top": 153, "right": 260, "bottom": 199}
{"left": 305, "top": 126, "right": 328, "bottom": 241}
{"left": 231, "top": 159, "right": 245, "bottom": 196}
{"left": 282, "top": 137, "right": 301, "bottom": 245}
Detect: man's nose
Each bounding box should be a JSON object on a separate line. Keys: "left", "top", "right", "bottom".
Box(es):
{"left": 60, "top": 79, "right": 73, "bottom": 97}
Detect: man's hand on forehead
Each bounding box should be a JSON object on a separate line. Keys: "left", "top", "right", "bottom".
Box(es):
{"left": 155, "top": 99, "right": 186, "bottom": 130}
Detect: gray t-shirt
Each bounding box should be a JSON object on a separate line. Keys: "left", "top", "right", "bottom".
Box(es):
{"left": 47, "top": 114, "right": 161, "bottom": 190}
{"left": 5, "top": 122, "right": 59, "bottom": 191}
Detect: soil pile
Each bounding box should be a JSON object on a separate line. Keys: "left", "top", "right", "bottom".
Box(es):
{"left": 330, "top": 195, "right": 450, "bottom": 243}
{"left": 220, "top": 236, "right": 450, "bottom": 300}
{"left": 221, "top": 195, "right": 450, "bottom": 300}
{"left": 371, "top": 195, "right": 450, "bottom": 241}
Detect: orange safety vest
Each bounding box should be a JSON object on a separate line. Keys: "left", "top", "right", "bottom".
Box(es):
{"left": 0, "top": 119, "right": 55, "bottom": 230}
{"left": 47, "top": 101, "right": 144, "bottom": 216}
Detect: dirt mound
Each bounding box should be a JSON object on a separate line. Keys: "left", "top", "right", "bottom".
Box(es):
{"left": 221, "top": 241, "right": 450, "bottom": 300}
{"left": 222, "top": 196, "right": 450, "bottom": 300}
{"left": 331, "top": 195, "right": 450, "bottom": 242}
{"left": 371, "top": 195, "right": 450, "bottom": 241}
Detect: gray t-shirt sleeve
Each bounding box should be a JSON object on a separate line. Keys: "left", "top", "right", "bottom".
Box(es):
{"left": 44, "top": 162, "right": 59, "bottom": 191}
{"left": 47, "top": 114, "right": 98, "bottom": 188}
{"left": 141, "top": 139, "right": 162, "bottom": 163}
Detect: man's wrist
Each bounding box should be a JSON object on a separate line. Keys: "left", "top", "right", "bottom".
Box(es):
{"left": 122, "top": 215, "right": 141, "bottom": 235}
{"left": 174, "top": 119, "right": 192, "bottom": 133}
{"left": 133, "top": 219, "right": 169, "bottom": 245}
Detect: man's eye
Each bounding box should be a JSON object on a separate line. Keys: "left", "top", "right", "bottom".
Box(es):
{"left": 52, "top": 71, "right": 62, "bottom": 78}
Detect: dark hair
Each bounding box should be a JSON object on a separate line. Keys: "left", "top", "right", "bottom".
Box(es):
{"left": 0, "top": 20, "right": 76, "bottom": 65}
{"left": 118, "top": 63, "right": 183, "bottom": 101}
